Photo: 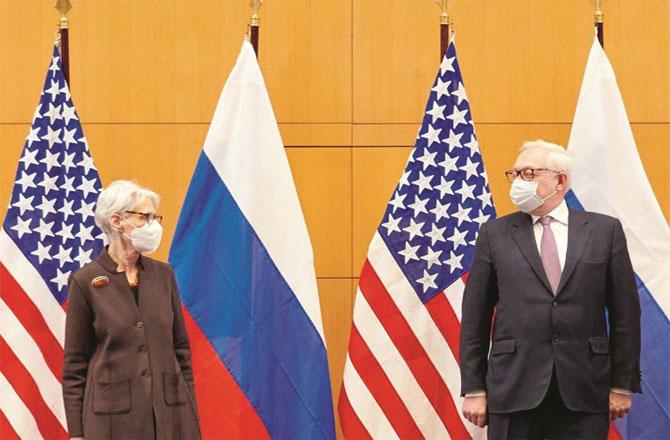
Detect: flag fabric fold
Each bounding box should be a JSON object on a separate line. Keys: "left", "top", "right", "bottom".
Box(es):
{"left": 0, "top": 45, "right": 104, "bottom": 439}
{"left": 566, "top": 35, "right": 670, "bottom": 440}
{"left": 339, "top": 40, "right": 494, "bottom": 440}
{"left": 169, "top": 40, "right": 335, "bottom": 440}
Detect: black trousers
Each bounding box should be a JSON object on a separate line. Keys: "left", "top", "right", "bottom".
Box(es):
{"left": 488, "top": 370, "right": 609, "bottom": 440}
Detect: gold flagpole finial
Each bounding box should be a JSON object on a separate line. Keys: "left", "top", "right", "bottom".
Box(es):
{"left": 436, "top": 0, "right": 453, "bottom": 25}
{"left": 55, "top": 0, "right": 72, "bottom": 29}
{"left": 594, "top": 0, "right": 603, "bottom": 24}
{"left": 250, "top": 0, "right": 262, "bottom": 27}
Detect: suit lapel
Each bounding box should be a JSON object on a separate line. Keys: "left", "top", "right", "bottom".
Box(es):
{"left": 556, "top": 209, "right": 591, "bottom": 295}
{"left": 510, "top": 213, "right": 554, "bottom": 294}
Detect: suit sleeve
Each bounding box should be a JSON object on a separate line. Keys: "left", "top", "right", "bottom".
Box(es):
{"left": 459, "top": 221, "right": 498, "bottom": 396}
{"left": 170, "top": 269, "right": 200, "bottom": 418}
{"left": 606, "top": 219, "right": 642, "bottom": 393}
{"left": 62, "top": 275, "right": 96, "bottom": 437}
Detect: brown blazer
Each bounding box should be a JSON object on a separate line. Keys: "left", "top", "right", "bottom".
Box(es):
{"left": 63, "top": 249, "right": 201, "bottom": 439}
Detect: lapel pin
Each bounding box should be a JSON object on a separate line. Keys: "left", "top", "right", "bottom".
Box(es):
{"left": 91, "top": 276, "right": 109, "bottom": 288}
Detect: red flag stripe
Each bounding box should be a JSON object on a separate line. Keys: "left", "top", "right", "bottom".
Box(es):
{"left": 0, "top": 263, "right": 64, "bottom": 380}
{"left": 424, "top": 291, "right": 462, "bottom": 365}
{"left": 338, "top": 388, "right": 372, "bottom": 440}
{"left": 0, "top": 407, "right": 21, "bottom": 440}
{"left": 0, "top": 337, "right": 67, "bottom": 439}
{"left": 358, "top": 260, "right": 471, "bottom": 440}
{"left": 347, "top": 325, "right": 424, "bottom": 439}
{"left": 608, "top": 422, "right": 624, "bottom": 440}
{"left": 183, "top": 306, "right": 270, "bottom": 440}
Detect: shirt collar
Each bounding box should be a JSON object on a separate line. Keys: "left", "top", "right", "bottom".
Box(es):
{"left": 531, "top": 199, "right": 569, "bottom": 225}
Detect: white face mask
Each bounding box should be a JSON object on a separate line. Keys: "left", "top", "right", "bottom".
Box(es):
{"left": 122, "top": 219, "right": 163, "bottom": 254}
{"left": 509, "top": 176, "right": 557, "bottom": 213}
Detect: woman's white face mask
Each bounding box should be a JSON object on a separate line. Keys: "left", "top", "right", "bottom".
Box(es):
{"left": 121, "top": 218, "right": 163, "bottom": 254}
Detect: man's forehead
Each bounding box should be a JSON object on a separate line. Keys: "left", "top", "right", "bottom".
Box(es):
{"left": 513, "top": 148, "right": 547, "bottom": 168}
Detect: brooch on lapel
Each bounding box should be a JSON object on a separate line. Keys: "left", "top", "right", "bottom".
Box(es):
{"left": 91, "top": 276, "right": 109, "bottom": 288}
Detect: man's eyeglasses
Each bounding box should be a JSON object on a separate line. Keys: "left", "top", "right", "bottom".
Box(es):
{"left": 505, "top": 168, "right": 559, "bottom": 183}
{"left": 124, "top": 211, "right": 164, "bottom": 224}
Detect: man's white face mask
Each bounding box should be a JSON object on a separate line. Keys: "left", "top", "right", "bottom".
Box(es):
{"left": 509, "top": 174, "right": 558, "bottom": 213}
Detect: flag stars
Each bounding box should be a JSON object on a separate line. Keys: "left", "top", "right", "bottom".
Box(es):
{"left": 447, "top": 228, "right": 469, "bottom": 250}
{"left": 408, "top": 196, "right": 429, "bottom": 217}
{"left": 431, "top": 77, "right": 451, "bottom": 100}
{"left": 38, "top": 173, "right": 59, "bottom": 196}
{"left": 59, "top": 199, "right": 75, "bottom": 221}
{"left": 477, "top": 190, "right": 493, "bottom": 209}
{"left": 42, "top": 125, "right": 62, "bottom": 148}
{"left": 56, "top": 223, "right": 75, "bottom": 243}
{"left": 434, "top": 176, "right": 455, "bottom": 198}
{"left": 62, "top": 129, "right": 78, "bottom": 150}
{"left": 452, "top": 205, "right": 473, "bottom": 227}
{"left": 36, "top": 195, "right": 57, "bottom": 217}
{"left": 416, "top": 149, "right": 438, "bottom": 170}
{"left": 398, "top": 242, "right": 421, "bottom": 264}
{"left": 75, "top": 248, "right": 93, "bottom": 267}
{"left": 452, "top": 82, "right": 468, "bottom": 105}
{"left": 461, "top": 157, "right": 480, "bottom": 180}
{"left": 43, "top": 103, "right": 62, "bottom": 125}
{"left": 76, "top": 224, "right": 96, "bottom": 244}
{"left": 420, "top": 125, "right": 442, "bottom": 148}
{"left": 48, "top": 56, "right": 60, "bottom": 73}
{"left": 403, "top": 218, "right": 425, "bottom": 241}
{"left": 62, "top": 151, "right": 77, "bottom": 172}
{"left": 61, "top": 103, "right": 78, "bottom": 126}
{"left": 62, "top": 176, "right": 76, "bottom": 196}
{"left": 77, "top": 155, "right": 97, "bottom": 176}
{"left": 11, "top": 193, "right": 34, "bottom": 216}
{"left": 420, "top": 247, "right": 443, "bottom": 269}
{"left": 31, "top": 242, "right": 53, "bottom": 264}
{"left": 44, "top": 80, "right": 61, "bottom": 101}
{"left": 76, "top": 200, "right": 96, "bottom": 219}
{"left": 412, "top": 171, "right": 433, "bottom": 194}
{"left": 444, "top": 251, "right": 464, "bottom": 273}
{"left": 416, "top": 269, "right": 438, "bottom": 292}
{"left": 430, "top": 200, "right": 450, "bottom": 221}
{"left": 456, "top": 181, "right": 477, "bottom": 202}
{"left": 425, "top": 223, "right": 446, "bottom": 246}
{"left": 10, "top": 216, "right": 33, "bottom": 239}
{"left": 440, "top": 56, "right": 456, "bottom": 75}
{"left": 15, "top": 171, "right": 37, "bottom": 192}
{"left": 425, "top": 101, "right": 446, "bottom": 123}
{"left": 381, "top": 214, "right": 402, "bottom": 235}
{"left": 25, "top": 128, "right": 42, "bottom": 149}
{"left": 51, "top": 268, "right": 70, "bottom": 291}
{"left": 34, "top": 219, "right": 55, "bottom": 241}
{"left": 443, "top": 129, "right": 463, "bottom": 152}
{"left": 398, "top": 170, "right": 411, "bottom": 190}
{"left": 464, "top": 136, "right": 480, "bottom": 157}
{"left": 388, "top": 192, "right": 406, "bottom": 213}
{"left": 446, "top": 106, "right": 469, "bottom": 129}
{"left": 472, "top": 210, "right": 491, "bottom": 226}
{"left": 41, "top": 150, "right": 61, "bottom": 172}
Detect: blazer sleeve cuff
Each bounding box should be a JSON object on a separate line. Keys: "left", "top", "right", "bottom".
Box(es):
{"left": 465, "top": 390, "right": 487, "bottom": 397}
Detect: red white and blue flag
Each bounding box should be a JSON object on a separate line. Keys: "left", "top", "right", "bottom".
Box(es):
{"left": 169, "top": 40, "right": 336, "bottom": 439}
{"left": 566, "top": 35, "right": 670, "bottom": 439}
{"left": 0, "top": 45, "right": 104, "bottom": 439}
{"left": 338, "top": 40, "right": 494, "bottom": 439}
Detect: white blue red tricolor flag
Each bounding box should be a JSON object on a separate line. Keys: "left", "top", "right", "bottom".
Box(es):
{"left": 339, "top": 40, "right": 494, "bottom": 439}
{"left": 0, "top": 45, "right": 104, "bottom": 438}
{"left": 566, "top": 35, "right": 670, "bottom": 439}
{"left": 169, "top": 40, "right": 336, "bottom": 439}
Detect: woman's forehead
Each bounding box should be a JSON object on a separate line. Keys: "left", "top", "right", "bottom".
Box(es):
{"left": 132, "top": 198, "right": 156, "bottom": 212}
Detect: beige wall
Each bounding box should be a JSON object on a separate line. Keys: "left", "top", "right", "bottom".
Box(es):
{"left": 1, "top": 1, "right": 668, "bottom": 437}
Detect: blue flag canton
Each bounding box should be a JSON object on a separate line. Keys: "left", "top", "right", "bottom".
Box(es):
{"left": 3, "top": 45, "right": 105, "bottom": 304}
{"left": 378, "top": 42, "right": 496, "bottom": 304}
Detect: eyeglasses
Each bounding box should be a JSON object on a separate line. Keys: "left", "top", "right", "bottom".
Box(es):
{"left": 123, "top": 211, "right": 164, "bottom": 224}
{"left": 505, "top": 168, "right": 560, "bottom": 182}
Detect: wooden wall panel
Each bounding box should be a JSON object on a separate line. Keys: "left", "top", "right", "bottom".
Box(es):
{"left": 287, "top": 147, "right": 352, "bottom": 278}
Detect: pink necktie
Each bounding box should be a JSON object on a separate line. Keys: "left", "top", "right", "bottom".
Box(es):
{"left": 540, "top": 216, "right": 561, "bottom": 293}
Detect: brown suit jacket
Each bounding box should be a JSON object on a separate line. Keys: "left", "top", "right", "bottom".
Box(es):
{"left": 63, "top": 249, "right": 201, "bottom": 439}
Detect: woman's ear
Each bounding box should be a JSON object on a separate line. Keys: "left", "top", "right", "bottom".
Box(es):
{"left": 109, "top": 213, "right": 124, "bottom": 232}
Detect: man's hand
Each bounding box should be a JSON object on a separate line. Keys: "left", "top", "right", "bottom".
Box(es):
{"left": 463, "top": 395, "right": 488, "bottom": 427}
{"left": 609, "top": 391, "right": 632, "bottom": 420}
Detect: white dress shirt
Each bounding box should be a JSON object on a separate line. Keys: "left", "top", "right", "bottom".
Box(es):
{"left": 465, "top": 198, "right": 630, "bottom": 397}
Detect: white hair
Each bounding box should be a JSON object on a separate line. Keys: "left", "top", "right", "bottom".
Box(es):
{"left": 94, "top": 180, "right": 160, "bottom": 235}
{"left": 519, "top": 139, "right": 574, "bottom": 187}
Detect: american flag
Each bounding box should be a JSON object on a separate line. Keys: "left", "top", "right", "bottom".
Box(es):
{"left": 0, "top": 45, "right": 104, "bottom": 439}
{"left": 338, "top": 41, "right": 496, "bottom": 439}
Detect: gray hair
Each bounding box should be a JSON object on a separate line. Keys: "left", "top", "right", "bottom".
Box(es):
{"left": 94, "top": 180, "right": 160, "bottom": 235}
{"left": 520, "top": 139, "right": 574, "bottom": 188}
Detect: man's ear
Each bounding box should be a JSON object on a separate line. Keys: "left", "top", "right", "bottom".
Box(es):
{"left": 557, "top": 173, "right": 568, "bottom": 191}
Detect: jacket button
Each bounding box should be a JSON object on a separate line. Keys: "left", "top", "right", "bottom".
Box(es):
{"left": 135, "top": 321, "right": 144, "bottom": 328}
{"left": 139, "top": 345, "right": 148, "bottom": 354}
{"left": 552, "top": 302, "right": 558, "bottom": 308}
{"left": 141, "top": 369, "right": 151, "bottom": 377}
{"left": 552, "top": 335, "right": 559, "bottom": 341}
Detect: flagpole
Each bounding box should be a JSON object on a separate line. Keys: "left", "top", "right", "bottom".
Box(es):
{"left": 55, "top": 0, "right": 72, "bottom": 85}
{"left": 594, "top": 0, "right": 604, "bottom": 48}
{"left": 437, "top": 0, "right": 450, "bottom": 57}
{"left": 250, "top": 0, "right": 262, "bottom": 57}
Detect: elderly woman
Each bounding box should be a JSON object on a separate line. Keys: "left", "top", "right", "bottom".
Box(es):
{"left": 62, "top": 180, "right": 201, "bottom": 440}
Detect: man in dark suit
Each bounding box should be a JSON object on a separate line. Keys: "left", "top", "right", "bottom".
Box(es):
{"left": 459, "top": 140, "right": 641, "bottom": 439}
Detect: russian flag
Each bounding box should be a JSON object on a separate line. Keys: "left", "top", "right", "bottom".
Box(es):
{"left": 169, "top": 40, "right": 335, "bottom": 439}
{"left": 566, "top": 35, "right": 670, "bottom": 439}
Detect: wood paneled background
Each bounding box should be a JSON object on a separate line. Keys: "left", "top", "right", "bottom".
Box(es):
{"left": 1, "top": 1, "right": 668, "bottom": 437}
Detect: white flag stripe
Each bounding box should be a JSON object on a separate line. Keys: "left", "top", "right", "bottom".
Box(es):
{"left": 0, "top": 230, "right": 66, "bottom": 346}
{"left": 368, "top": 232, "right": 479, "bottom": 437}
{"left": 341, "top": 355, "right": 400, "bottom": 440}
{"left": 567, "top": 37, "right": 670, "bottom": 317}
{"left": 0, "top": 371, "right": 44, "bottom": 440}
{"left": 352, "top": 289, "right": 450, "bottom": 439}
{"left": 201, "top": 40, "right": 325, "bottom": 342}
{"left": 443, "top": 278, "right": 466, "bottom": 321}
{"left": 0, "top": 298, "right": 67, "bottom": 428}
